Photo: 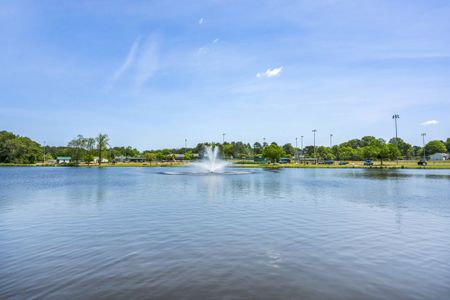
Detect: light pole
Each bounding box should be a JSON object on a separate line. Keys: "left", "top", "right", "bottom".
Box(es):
{"left": 330, "top": 134, "right": 333, "bottom": 148}
{"left": 312, "top": 129, "right": 317, "bottom": 163}
{"left": 185, "top": 138, "right": 187, "bottom": 153}
{"left": 301, "top": 136, "right": 303, "bottom": 152}
{"left": 392, "top": 114, "right": 400, "bottom": 164}
{"left": 263, "top": 137, "right": 266, "bottom": 147}
{"left": 421, "top": 133, "right": 426, "bottom": 161}
{"left": 222, "top": 133, "right": 226, "bottom": 144}
{"left": 295, "top": 137, "right": 298, "bottom": 163}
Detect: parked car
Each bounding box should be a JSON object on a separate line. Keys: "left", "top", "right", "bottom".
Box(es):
{"left": 417, "top": 160, "right": 427, "bottom": 166}
{"left": 279, "top": 157, "right": 291, "bottom": 164}
{"left": 324, "top": 160, "right": 334, "bottom": 165}
{"left": 339, "top": 161, "right": 349, "bottom": 165}
{"left": 363, "top": 159, "right": 374, "bottom": 166}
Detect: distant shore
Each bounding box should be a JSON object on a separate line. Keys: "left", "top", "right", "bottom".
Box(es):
{"left": 1, "top": 160, "right": 450, "bottom": 169}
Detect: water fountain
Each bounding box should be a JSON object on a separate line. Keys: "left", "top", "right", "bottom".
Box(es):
{"left": 160, "top": 144, "right": 254, "bottom": 175}
{"left": 192, "top": 145, "right": 229, "bottom": 173}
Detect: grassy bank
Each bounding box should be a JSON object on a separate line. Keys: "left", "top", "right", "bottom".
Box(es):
{"left": 2, "top": 160, "right": 450, "bottom": 169}
{"left": 233, "top": 160, "right": 450, "bottom": 169}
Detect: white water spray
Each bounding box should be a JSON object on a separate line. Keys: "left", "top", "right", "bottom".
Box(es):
{"left": 192, "top": 145, "right": 229, "bottom": 173}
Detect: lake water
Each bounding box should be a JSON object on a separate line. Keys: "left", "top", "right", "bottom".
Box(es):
{"left": 1, "top": 167, "right": 449, "bottom": 299}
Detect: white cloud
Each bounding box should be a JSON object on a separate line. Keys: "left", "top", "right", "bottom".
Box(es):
{"left": 107, "top": 38, "right": 141, "bottom": 89}
{"left": 198, "top": 18, "right": 204, "bottom": 24}
{"left": 421, "top": 120, "right": 438, "bottom": 125}
{"left": 256, "top": 67, "right": 283, "bottom": 78}
{"left": 197, "top": 47, "right": 209, "bottom": 55}
{"left": 196, "top": 39, "right": 220, "bottom": 55}
{"left": 135, "top": 36, "right": 159, "bottom": 88}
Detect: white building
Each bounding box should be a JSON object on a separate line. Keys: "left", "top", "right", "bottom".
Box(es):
{"left": 429, "top": 153, "right": 448, "bottom": 161}
{"left": 56, "top": 156, "right": 71, "bottom": 164}
{"left": 93, "top": 157, "right": 109, "bottom": 163}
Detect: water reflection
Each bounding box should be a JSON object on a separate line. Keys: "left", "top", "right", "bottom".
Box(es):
{"left": 1, "top": 167, "right": 449, "bottom": 299}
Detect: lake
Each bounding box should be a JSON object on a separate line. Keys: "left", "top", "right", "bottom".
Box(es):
{"left": 1, "top": 167, "right": 449, "bottom": 299}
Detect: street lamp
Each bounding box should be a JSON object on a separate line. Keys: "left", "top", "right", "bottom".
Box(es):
{"left": 330, "top": 134, "right": 333, "bottom": 148}
{"left": 421, "top": 133, "right": 426, "bottom": 161}
{"left": 392, "top": 114, "right": 400, "bottom": 164}
{"left": 295, "top": 137, "right": 298, "bottom": 163}
{"left": 222, "top": 133, "right": 226, "bottom": 144}
{"left": 263, "top": 137, "right": 266, "bottom": 147}
{"left": 185, "top": 138, "right": 187, "bottom": 153}
{"left": 312, "top": 129, "right": 317, "bottom": 163}
{"left": 300, "top": 136, "right": 303, "bottom": 152}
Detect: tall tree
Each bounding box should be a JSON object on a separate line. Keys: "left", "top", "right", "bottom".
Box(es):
{"left": 282, "top": 143, "right": 296, "bottom": 156}
{"left": 67, "top": 134, "right": 86, "bottom": 164}
{"left": 262, "top": 144, "right": 285, "bottom": 163}
{"left": 96, "top": 133, "right": 110, "bottom": 165}
{"left": 424, "top": 140, "right": 447, "bottom": 155}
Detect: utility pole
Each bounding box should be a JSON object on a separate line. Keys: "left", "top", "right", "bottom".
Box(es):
{"left": 300, "top": 135, "right": 304, "bottom": 164}
{"left": 421, "top": 133, "right": 426, "bottom": 161}
{"left": 330, "top": 134, "right": 333, "bottom": 148}
{"left": 392, "top": 114, "right": 400, "bottom": 164}
{"left": 312, "top": 129, "right": 317, "bottom": 163}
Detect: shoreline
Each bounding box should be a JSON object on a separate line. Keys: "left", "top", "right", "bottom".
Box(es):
{"left": 1, "top": 161, "right": 450, "bottom": 169}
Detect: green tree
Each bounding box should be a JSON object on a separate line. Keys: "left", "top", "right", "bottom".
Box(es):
{"left": 222, "top": 143, "right": 233, "bottom": 158}
{"left": 183, "top": 150, "right": 193, "bottom": 160}
{"left": 389, "top": 137, "right": 413, "bottom": 159}
{"left": 337, "top": 145, "right": 355, "bottom": 160}
{"left": 144, "top": 152, "right": 156, "bottom": 163}
{"left": 84, "top": 138, "right": 96, "bottom": 164}
{"left": 282, "top": 143, "right": 296, "bottom": 156}
{"left": 425, "top": 140, "right": 447, "bottom": 155}
{"left": 317, "top": 146, "right": 335, "bottom": 160}
{"left": 0, "top": 131, "right": 42, "bottom": 164}
{"left": 377, "top": 144, "right": 400, "bottom": 165}
{"left": 85, "top": 153, "right": 94, "bottom": 165}
{"left": 253, "top": 142, "right": 262, "bottom": 155}
{"left": 96, "top": 133, "right": 110, "bottom": 165}
{"left": 67, "top": 134, "right": 86, "bottom": 164}
{"left": 302, "top": 145, "right": 315, "bottom": 157}
{"left": 361, "top": 145, "right": 379, "bottom": 160}
{"left": 262, "top": 144, "right": 285, "bottom": 163}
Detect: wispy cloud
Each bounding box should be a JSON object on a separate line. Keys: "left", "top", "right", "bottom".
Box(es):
{"left": 196, "top": 38, "right": 220, "bottom": 55}
{"left": 198, "top": 18, "right": 204, "bottom": 25}
{"left": 106, "top": 35, "right": 159, "bottom": 91}
{"left": 421, "top": 120, "right": 438, "bottom": 125}
{"left": 113, "top": 38, "right": 141, "bottom": 82}
{"left": 256, "top": 67, "right": 283, "bottom": 78}
{"left": 105, "top": 38, "right": 141, "bottom": 91}
{"left": 135, "top": 36, "right": 159, "bottom": 88}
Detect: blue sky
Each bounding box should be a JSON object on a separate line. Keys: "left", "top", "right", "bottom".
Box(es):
{"left": 1, "top": 0, "right": 449, "bottom": 149}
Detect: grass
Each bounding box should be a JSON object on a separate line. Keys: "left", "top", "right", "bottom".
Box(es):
{"left": 2, "top": 160, "right": 449, "bottom": 169}
{"left": 233, "top": 160, "right": 450, "bottom": 169}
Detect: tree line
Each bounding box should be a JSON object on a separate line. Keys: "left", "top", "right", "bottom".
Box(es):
{"left": 1, "top": 130, "right": 449, "bottom": 164}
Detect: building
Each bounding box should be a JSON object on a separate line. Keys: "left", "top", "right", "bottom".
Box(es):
{"left": 114, "top": 156, "right": 144, "bottom": 163}
{"left": 93, "top": 157, "right": 109, "bottom": 164}
{"left": 429, "top": 153, "right": 448, "bottom": 161}
{"left": 56, "top": 156, "right": 71, "bottom": 164}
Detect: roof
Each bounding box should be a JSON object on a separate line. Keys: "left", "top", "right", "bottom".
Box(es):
{"left": 56, "top": 156, "right": 71, "bottom": 160}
